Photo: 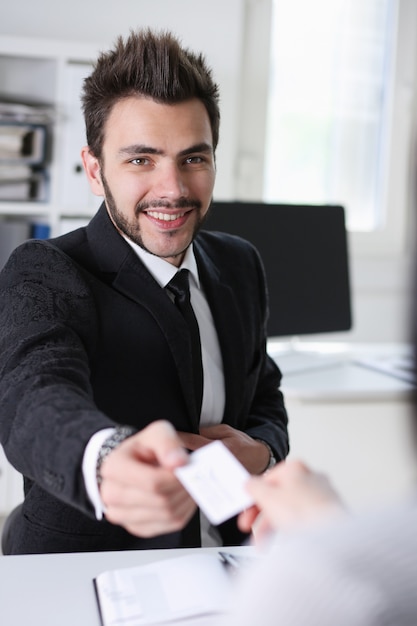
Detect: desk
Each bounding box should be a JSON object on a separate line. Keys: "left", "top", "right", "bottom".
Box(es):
{"left": 0, "top": 545, "right": 252, "bottom": 626}
{"left": 273, "top": 342, "right": 415, "bottom": 401}
{"left": 267, "top": 342, "right": 417, "bottom": 511}
{"left": 2, "top": 343, "right": 416, "bottom": 516}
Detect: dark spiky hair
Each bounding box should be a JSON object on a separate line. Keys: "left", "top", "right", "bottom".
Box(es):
{"left": 82, "top": 29, "right": 220, "bottom": 158}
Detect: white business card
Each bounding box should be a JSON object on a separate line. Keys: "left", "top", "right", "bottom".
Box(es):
{"left": 174, "top": 440, "right": 254, "bottom": 525}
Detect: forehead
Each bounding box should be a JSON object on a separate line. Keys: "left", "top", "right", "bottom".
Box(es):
{"left": 103, "top": 96, "right": 213, "bottom": 151}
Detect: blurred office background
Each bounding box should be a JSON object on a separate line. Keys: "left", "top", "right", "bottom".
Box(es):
{"left": 0, "top": 0, "right": 416, "bottom": 344}
{"left": 1, "top": 1, "right": 417, "bottom": 532}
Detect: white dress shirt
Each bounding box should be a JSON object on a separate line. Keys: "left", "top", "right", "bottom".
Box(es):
{"left": 82, "top": 239, "right": 225, "bottom": 546}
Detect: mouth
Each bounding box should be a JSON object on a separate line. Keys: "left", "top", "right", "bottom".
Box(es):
{"left": 143, "top": 207, "right": 195, "bottom": 230}
{"left": 146, "top": 210, "right": 188, "bottom": 222}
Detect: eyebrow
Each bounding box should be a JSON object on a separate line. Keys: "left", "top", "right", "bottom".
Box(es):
{"left": 178, "top": 143, "right": 213, "bottom": 157}
{"left": 118, "top": 142, "right": 213, "bottom": 158}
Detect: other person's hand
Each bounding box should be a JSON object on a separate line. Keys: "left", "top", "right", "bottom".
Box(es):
{"left": 238, "top": 459, "right": 346, "bottom": 541}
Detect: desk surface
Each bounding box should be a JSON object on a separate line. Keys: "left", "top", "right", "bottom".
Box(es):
{"left": 0, "top": 545, "right": 252, "bottom": 626}
{"left": 268, "top": 341, "right": 416, "bottom": 401}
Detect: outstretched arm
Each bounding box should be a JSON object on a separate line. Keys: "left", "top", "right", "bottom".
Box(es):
{"left": 97, "top": 420, "right": 197, "bottom": 538}
{"left": 238, "top": 459, "right": 346, "bottom": 540}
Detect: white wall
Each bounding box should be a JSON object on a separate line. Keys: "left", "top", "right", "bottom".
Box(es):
{"left": 1, "top": 0, "right": 416, "bottom": 345}
{"left": 0, "top": 0, "right": 245, "bottom": 202}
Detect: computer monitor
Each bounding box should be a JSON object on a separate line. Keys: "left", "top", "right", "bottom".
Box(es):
{"left": 202, "top": 201, "right": 352, "bottom": 338}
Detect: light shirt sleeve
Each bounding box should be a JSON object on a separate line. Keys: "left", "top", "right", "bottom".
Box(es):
{"left": 82, "top": 428, "right": 115, "bottom": 519}
{"left": 216, "top": 502, "right": 417, "bottom": 626}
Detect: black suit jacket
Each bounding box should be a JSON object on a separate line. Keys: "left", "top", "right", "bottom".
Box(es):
{"left": 0, "top": 204, "right": 288, "bottom": 554}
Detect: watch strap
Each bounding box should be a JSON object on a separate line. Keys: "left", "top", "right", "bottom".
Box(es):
{"left": 96, "top": 426, "right": 136, "bottom": 485}
{"left": 255, "top": 438, "right": 277, "bottom": 472}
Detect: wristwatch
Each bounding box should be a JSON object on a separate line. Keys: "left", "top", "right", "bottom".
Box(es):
{"left": 255, "top": 439, "right": 277, "bottom": 472}
{"left": 96, "top": 426, "right": 136, "bottom": 485}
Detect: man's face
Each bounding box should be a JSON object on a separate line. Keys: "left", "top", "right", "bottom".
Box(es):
{"left": 82, "top": 96, "right": 216, "bottom": 266}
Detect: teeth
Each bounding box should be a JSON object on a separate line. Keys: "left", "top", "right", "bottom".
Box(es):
{"left": 147, "top": 211, "right": 185, "bottom": 221}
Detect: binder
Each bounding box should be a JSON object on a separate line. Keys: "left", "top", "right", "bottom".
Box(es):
{"left": 0, "top": 220, "right": 31, "bottom": 269}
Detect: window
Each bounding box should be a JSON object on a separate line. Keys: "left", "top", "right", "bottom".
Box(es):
{"left": 265, "top": 0, "right": 393, "bottom": 232}
{"left": 237, "top": 0, "right": 417, "bottom": 255}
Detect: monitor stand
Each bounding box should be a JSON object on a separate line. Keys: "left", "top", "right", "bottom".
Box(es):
{"left": 267, "top": 337, "right": 349, "bottom": 376}
{"left": 353, "top": 352, "right": 416, "bottom": 385}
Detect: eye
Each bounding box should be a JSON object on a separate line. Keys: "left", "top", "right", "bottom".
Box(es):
{"left": 129, "top": 157, "right": 150, "bottom": 166}
{"left": 184, "top": 156, "right": 204, "bottom": 165}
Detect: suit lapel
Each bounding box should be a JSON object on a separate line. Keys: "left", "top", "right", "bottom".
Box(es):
{"left": 116, "top": 260, "right": 201, "bottom": 428}
{"left": 194, "top": 241, "right": 246, "bottom": 424}
{"left": 86, "top": 206, "right": 200, "bottom": 430}
{"left": 86, "top": 206, "right": 246, "bottom": 428}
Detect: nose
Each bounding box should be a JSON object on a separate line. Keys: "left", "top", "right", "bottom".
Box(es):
{"left": 154, "top": 161, "right": 189, "bottom": 200}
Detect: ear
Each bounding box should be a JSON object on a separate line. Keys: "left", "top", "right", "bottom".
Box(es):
{"left": 81, "top": 146, "right": 104, "bottom": 196}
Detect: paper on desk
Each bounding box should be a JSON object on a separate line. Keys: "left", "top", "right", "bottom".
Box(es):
{"left": 94, "top": 553, "right": 232, "bottom": 626}
{"left": 174, "top": 440, "right": 254, "bottom": 525}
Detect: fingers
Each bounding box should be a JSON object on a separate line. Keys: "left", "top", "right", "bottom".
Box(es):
{"left": 177, "top": 431, "right": 211, "bottom": 451}
{"left": 134, "top": 420, "right": 189, "bottom": 469}
{"left": 243, "top": 459, "right": 345, "bottom": 532}
{"left": 237, "top": 505, "right": 260, "bottom": 533}
{"left": 103, "top": 479, "right": 196, "bottom": 537}
{"left": 97, "top": 420, "right": 197, "bottom": 538}
{"left": 250, "top": 513, "right": 275, "bottom": 544}
{"left": 199, "top": 424, "right": 233, "bottom": 439}
{"left": 245, "top": 477, "right": 282, "bottom": 513}
{"left": 99, "top": 424, "right": 188, "bottom": 493}
{"left": 238, "top": 504, "right": 276, "bottom": 547}
{"left": 200, "top": 425, "right": 270, "bottom": 474}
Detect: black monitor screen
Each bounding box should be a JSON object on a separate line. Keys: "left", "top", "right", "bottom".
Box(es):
{"left": 202, "top": 201, "right": 352, "bottom": 338}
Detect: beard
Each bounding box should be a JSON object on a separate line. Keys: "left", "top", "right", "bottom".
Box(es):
{"left": 100, "top": 171, "right": 210, "bottom": 259}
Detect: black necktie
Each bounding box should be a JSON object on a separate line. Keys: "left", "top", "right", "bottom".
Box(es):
{"left": 167, "top": 269, "right": 203, "bottom": 417}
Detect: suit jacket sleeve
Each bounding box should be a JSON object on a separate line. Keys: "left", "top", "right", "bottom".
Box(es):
{"left": 0, "top": 240, "right": 114, "bottom": 513}
{"left": 196, "top": 232, "right": 289, "bottom": 464}
{"left": 235, "top": 245, "right": 289, "bottom": 463}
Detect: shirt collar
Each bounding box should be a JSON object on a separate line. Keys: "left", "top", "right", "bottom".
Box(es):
{"left": 122, "top": 236, "right": 200, "bottom": 289}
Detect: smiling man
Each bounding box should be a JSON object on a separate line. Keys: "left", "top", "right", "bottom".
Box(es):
{"left": 82, "top": 97, "right": 215, "bottom": 264}
{"left": 0, "top": 29, "right": 289, "bottom": 554}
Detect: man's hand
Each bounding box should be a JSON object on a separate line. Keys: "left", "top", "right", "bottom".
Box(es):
{"left": 238, "top": 459, "right": 346, "bottom": 541}
{"left": 178, "top": 424, "right": 270, "bottom": 475}
{"left": 98, "top": 421, "right": 197, "bottom": 538}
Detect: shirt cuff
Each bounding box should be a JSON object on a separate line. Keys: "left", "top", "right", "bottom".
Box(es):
{"left": 82, "top": 428, "right": 115, "bottom": 520}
